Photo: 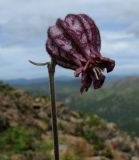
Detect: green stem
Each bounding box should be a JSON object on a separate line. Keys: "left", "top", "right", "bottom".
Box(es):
{"left": 48, "top": 60, "right": 59, "bottom": 160}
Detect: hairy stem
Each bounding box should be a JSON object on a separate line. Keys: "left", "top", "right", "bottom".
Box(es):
{"left": 48, "top": 60, "right": 59, "bottom": 160}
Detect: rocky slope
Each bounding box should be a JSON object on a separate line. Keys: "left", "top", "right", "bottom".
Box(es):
{"left": 0, "top": 81, "right": 139, "bottom": 160}
{"left": 11, "top": 77, "right": 139, "bottom": 136}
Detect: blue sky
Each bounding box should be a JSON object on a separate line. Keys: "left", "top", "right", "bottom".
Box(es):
{"left": 0, "top": 0, "right": 139, "bottom": 80}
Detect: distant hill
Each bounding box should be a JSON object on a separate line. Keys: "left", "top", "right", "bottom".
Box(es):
{"left": 0, "top": 81, "right": 139, "bottom": 159}
{"left": 4, "top": 76, "right": 75, "bottom": 86}
{"left": 4, "top": 75, "right": 122, "bottom": 86}
{"left": 63, "top": 76, "right": 139, "bottom": 136}
{"left": 5, "top": 78, "right": 48, "bottom": 85}
{"left": 6, "top": 76, "right": 139, "bottom": 137}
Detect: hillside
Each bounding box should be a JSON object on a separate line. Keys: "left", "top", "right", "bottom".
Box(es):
{"left": 63, "top": 77, "right": 139, "bottom": 136}
{"left": 0, "top": 81, "right": 139, "bottom": 160}
{"left": 9, "top": 76, "right": 139, "bottom": 136}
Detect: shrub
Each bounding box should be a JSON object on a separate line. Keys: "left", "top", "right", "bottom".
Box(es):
{"left": 89, "top": 115, "right": 102, "bottom": 126}
{"left": 0, "top": 127, "right": 39, "bottom": 153}
{"left": 81, "top": 130, "right": 105, "bottom": 151}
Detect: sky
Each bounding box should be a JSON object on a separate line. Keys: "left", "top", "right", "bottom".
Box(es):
{"left": 0, "top": 0, "right": 139, "bottom": 80}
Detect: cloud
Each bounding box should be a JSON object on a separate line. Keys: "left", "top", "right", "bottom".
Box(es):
{"left": 0, "top": 0, "right": 139, "bottom": 79}
{"left": 1, "top": 16, "right": 54, "bottom": 47}
{"left": 127, "top": 22, "right": 139, "bottom": 37}
{"left": 0, "top": 0, "right": 138, "bottom": 47}
{"left": 0, "top": 45, "right": 50, "bottom": 79}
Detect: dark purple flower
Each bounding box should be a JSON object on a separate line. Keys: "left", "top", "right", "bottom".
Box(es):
{"left": 46, "top": 14, "right": 115, "bottom": 93}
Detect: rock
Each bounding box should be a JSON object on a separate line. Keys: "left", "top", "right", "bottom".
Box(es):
{"left": 12, "top": 89, "right": 27, "bottom": 98}
{"left": 83, "top": 157, "right": 93, "bottom": 160}
{"left": 94, "top": 123, "right": 118, "bottom": 140}
{"left": 41, "top": 134, "right": 48, "bottom": 141}
{"left": 70, "top": 111, "right": 80, "bottom": 118}
{"left": 34, "top": 119, "right": 48, "bottom": 131}
{"left": 112, "top": 151, "right": 130, "bottom": 160}
{"left": 69, "top": 116, "right": 83, "bottom": 123}
{"left": 106, "top": 123, "right": 117, "bottom": 131}
{"left": 11, "top": 154, "right": 22, "bottom": 160}
{"left": 92, "top": 156, "right": 109, "bottom": 160}
{"left": 0, "top": 83, "right": 139, "bottom": 159}
{"left": 60, "top": 134, "right": 94, "bottom": 157}
{"left": 58, "top": 119, "right": 76, "bottom": 134}
{"left": 131, "top": 157, "right": 139, "bottom": 160}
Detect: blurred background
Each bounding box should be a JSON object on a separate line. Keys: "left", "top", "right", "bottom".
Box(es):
{"left": 0, "top": 0, "right": 139, "bottom": 159}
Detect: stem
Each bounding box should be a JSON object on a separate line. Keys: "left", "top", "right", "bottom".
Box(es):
{"left": 48, "top": 60, "right": 59, "bottom": 160}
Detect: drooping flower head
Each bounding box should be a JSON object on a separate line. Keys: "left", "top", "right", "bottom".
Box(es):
{"left": 46, "top": 14, "right": 115, "bottom": 93}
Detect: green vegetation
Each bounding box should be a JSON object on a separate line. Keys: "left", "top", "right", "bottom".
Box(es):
{"left": 0, "top": 81, "right": 13, "bottom": 94}
{"left": 0, "top": 127, "right": 54, "bottom": 159}
{"left": 0, "top": 81, "right": 11, "bottom": 89}
{"left": 105, "top": 147, "right": 113, "bottom": 158}
{"left": 0, "top": 81, "right": 139, "bottom": 159}
{"left": 0, "top": 116, "right": 9, "bottom": 132}
{"left": 0, "top": 127, "right": 40, "bottom": 153}
{"left": 14, "top": 77, "right": 139, "bottom": 136}
{"left": 74, "top": 113, "right": 105, "bottom": 151}
{"left": 81, "top": 130, "right": 105, "bottom": 151}
{"left": 88, "top": 114, "right": 103, "bottom": 127}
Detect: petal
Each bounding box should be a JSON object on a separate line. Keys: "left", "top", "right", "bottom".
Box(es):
{"left": 78, "top": 14, "right": 101, "bottom": 52}
{"left": 91, "top": 71, "right": 105, "bottom": 89}
{"left": 46, "top": 38, "right": 78, "bottom": 69}
{"left": 74, "top": 67, "right": 83, "bottom": 77}
{"left": 99, "top": 56, "right": 115, "bottom": 73}
{"left": 80, "top": 72, "right": 92, "bottom": 93}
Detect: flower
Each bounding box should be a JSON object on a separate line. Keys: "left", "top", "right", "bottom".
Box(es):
{"left": 46, "top": 14, "right": 115, "bottom": 93}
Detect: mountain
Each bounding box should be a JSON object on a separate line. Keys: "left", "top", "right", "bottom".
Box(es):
{"left": 62, "top": 76, "right": 139, "bottom": 136}
{"left": 7, "top": 76, "right": 139, "bottom": 137}
{"left": 0, "top": 81, "right": 139, "bottom": 160}
{"left": 4, "top": 76, "right": 75, "bottom": 86}
{"left": 4, "top": 78, "right": 48, "bottom": 86}
{"left": 4, "top": 75, "right": 122, "bottom": 86}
